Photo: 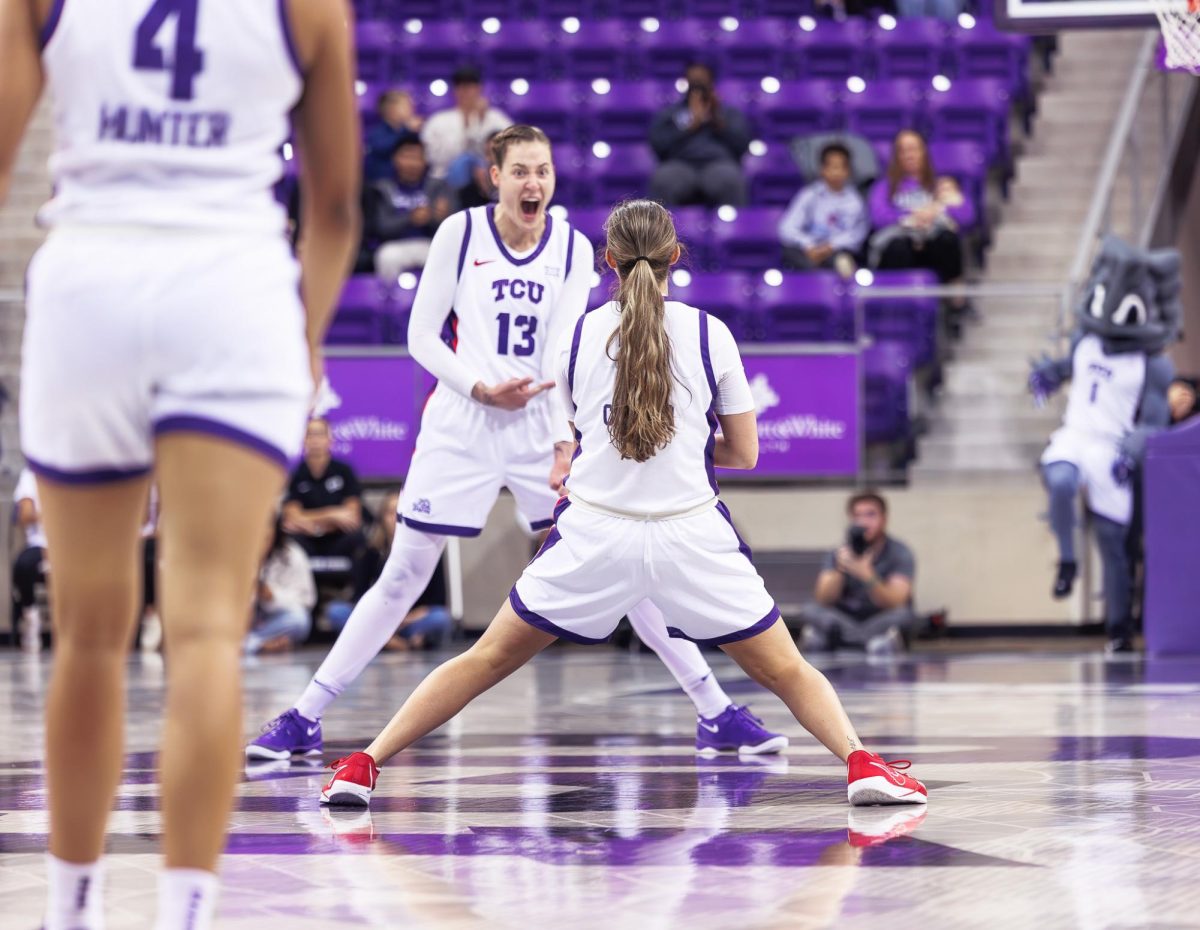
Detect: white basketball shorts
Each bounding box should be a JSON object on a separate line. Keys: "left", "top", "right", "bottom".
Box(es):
{"left": 1041, "top": 426, "right": 1132, "bottom": 525}
{"left": 511, "top": 498, "right": 781, "bottom": 645}
{"left": 21, "top": 226, "right": 311, "bottom": 482}
{"left": 398, "top": 386, "right": 561, "bottom": 536}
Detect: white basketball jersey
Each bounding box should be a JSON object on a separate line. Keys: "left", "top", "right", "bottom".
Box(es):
{"left": 444, "top": 205, "right": 580, "bottom": 390}
{"left": 563, "top": 300, "right": 754, "bottom": 515}
{"left": 38, "top": 0, "right": 301, "bottom": 232}
{"left": 1063, "top": 334, "right": 1147, "bottom": 441}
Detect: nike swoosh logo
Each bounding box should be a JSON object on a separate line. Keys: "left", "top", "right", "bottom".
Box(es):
{"left": 868, "top": 760, "right": 905, "bottom": 785}
{"left": 306, "top": 726, "right": 320, "bottom": 737}
{"left": 474, "top": 259, "right": 496, "bottom": 266}
{"left": 699, "top": 722, "right": 720, "bottom": 733}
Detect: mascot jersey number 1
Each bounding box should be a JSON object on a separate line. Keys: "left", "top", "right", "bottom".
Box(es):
{"left": 1029, "top": 235, "right": 1181, "bottom": 653}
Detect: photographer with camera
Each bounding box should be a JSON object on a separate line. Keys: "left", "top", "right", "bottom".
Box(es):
{"left": 649, "top": 62, "right": 751, "bottom": 208}
{"left": 798, "top": 491, "right": 917, "bottom": 657}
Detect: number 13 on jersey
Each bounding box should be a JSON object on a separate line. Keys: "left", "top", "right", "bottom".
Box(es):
{"left": 496, "top": 313, "right": 538, "bottom": 357}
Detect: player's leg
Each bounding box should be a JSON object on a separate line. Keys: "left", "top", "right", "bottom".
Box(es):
{"left": 37, "top": 474, "right": 151, "bottom": 930}
{"left": 721, "top": 621, "right": 926, "bottom": 805}
{"left": 627, "top": 601, "right": 787, "bottom": 755}
{"left": 151, "top": 433, "right": 288, "bottom": 926}
{"left": 1092, "top": 513, "right": 1135, "bottom": 650}
{"left": 320, "top": 603, "right": 557, "bottom": 805}
{"left": 1042, "top": 459, "right": 1081, "bottom": 597}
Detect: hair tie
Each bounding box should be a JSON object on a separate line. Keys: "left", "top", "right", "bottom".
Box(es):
{"left": 633, "top": 256, "right": 652, "bottom": 264}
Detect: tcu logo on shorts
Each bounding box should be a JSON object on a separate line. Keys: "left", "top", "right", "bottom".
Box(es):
{"left": 412, "top": 498, "right": 432, "bottom": 515}
{"left": 491, "top": 279, "right": 545, "bottom": 303}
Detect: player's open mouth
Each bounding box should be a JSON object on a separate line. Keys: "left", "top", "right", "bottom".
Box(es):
{"left": 520, "top": 199, "right": 541, "bottom": 219}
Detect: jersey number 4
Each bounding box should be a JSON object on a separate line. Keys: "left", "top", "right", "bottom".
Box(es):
{"left": 134, "top": 0, "right": 206, "bottom": 102}
{"left": 496, "top": 313, "right": 538, "bottom": 357}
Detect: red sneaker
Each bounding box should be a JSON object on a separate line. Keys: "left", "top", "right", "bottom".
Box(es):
{"left": 847, "top": 750, "right": 928, "bottom": 806}
{"left": 320, "top": 752, "right": 379, "bottom": 807}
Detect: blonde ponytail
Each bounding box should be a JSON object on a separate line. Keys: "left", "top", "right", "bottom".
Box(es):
{"left": 604, "top": 201, "right": 680, "bottom": 462}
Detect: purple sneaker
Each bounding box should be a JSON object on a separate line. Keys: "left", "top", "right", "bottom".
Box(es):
{"left": 245, "top": 709, "right": 322, "bottom": 760}
{"left": 696, "top": 705, "right": 789, "bottom": 756}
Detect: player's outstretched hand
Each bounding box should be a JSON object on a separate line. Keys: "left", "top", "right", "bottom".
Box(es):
{"left": 473, "top": 377, "right": 556, "bottom": 411}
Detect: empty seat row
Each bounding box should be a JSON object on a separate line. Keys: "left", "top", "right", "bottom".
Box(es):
{"left": 355, "top": 17, "right": 1028, "bottom": 92}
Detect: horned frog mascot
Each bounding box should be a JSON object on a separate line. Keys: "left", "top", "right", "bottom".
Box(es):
{"left": 1029, "top": 235, "right": 1181, "bottom": 655}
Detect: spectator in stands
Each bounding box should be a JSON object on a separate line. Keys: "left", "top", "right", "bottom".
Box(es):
{"left": 245, "top": 515, "right": 317, "bottom": 655}
{"left": 650, "top": 62, "right": 752, "bottom": 208}
{"left": 421, "top": 66, "right": 512, "bottom": 185}
{"left": 778, "top": 142, "right": 868, "bottom": 277}
{"left": 283, "top": 418, "right": 365, "bottom": 567}
{"left": 869, "top": 129, "right": 973, "bottom": 285}
{"left": 326, "top": 490, "right": 451, "bottom": 650}
{"left": 798, "top": 490, "right": 918, "bottom": 657}
{"left": 1169, "top": 376, "right": 1199, "bottom": 424}
{"left": 11, "top": 467, "right": 46, "bottom": 652}
{"left": 365, "top": 89, "right": 424, "bottom": 182}
{"left": 367, "top": 137, "right": 454, "bottom": 280}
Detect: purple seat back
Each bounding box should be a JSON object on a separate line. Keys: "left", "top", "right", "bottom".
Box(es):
{"left": 708, "top": 207, "right": 786, "bottom": 272}
{"left": 507, "top": 82, "right": 582, "bottom": 140}
{"left": 632, "top": 20, "right": 712, "bottom": 80}
{"left": 477, "top": 21, "right": 558, "bottom": 81}
{"left": 586, "top": 81, "right": 675, "bottom": 144}
{"left": 395, "top": 22, "right": 477, "bottom": 81}
{"left": 559, "top": 21, "right": 636, "bottom": 79}
{"left": 872, "top": 18, "right": 949, "bottom": 80}
{"left": 854, "top": 269, "right": 939, "bottom": 367}
{"left": 713, "top": 19, "right": 792, "bottom": 79}
{"left": 755, "top": 79, "right": 840, "bottom": 140}
{"left": 757, "top": 271, "right": 851, "bottom": 342}
{"left": 666, "top": 271, "right": 759, "bottom": 340}
{"left": 949, "top": 21, "right": 1030, "bottom": 95}
{"left": 844, "top": 79, "right": 926, "bottom": 144}
{"left": 743, "top": 144, "right": 803, "bottom": 206}
{"left": 585, "top": 144, "right": 657, "bottom": 204}
{"left": 791, "top": 20, "right": 870, "bottom": 80}
{"left": 926, "top": 78, "right": 1011, "bottom": 161}
{"left": 863, "top": 341, "right": 913, "bottom": 442}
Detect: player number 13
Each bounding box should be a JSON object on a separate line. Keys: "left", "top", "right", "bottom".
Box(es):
{"left": 496, "top": 313, "right": 538, "bottom": 357}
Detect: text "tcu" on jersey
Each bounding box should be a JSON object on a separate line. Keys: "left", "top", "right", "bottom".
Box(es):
{"left": 491, "top": 279, "right": 545, "bottom": 303}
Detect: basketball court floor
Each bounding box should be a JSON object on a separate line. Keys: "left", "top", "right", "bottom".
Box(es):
{"left": 2, "top": 645, "right": 1198, "bottom": 929}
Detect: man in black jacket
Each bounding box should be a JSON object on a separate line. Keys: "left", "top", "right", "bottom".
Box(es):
{"left": 649, "top": 62, "right": 751, "bottom": 208}
{"left": 367, "top": 137, "right": 453, "bottom": 281}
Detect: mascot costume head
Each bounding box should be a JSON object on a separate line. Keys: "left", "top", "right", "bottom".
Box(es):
{"left": 1078, "top": 235, "right": 1182, "bottom": 355}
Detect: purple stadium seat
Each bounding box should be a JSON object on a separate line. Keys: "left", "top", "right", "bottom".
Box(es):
{"left": 588, "top": 273, "right": 614, "bottom": 311}
{"left": 755, "top": 79, "right": 840, "bottom": 141}
{"left": 708, "top": 207, "right": 785, "bottom": 272}
{"left": 550, "top": 143, "right": 590, "bottom": 204}
{"left": 561, "top": 205, "right": 607, "bottom": 245}
{"left": 854, "top": 269, "right": 939, "bottom": 368}
{"left": 329, "top": 276, "right": 388, "bottom": 345}
{"left": 873, "top": 17, "right": 949, "bottom": 80}
{"left": 632, "top": 20, "right": 712, "bottom": 80}
{"left": 789, "top": 19, "right": 870, "bottom": 80}
{"left": 370, "top": 0, "right": 460, "bottom": 17}
{"left": 948, "top": 20, "right": 1030, "bottom": 96}
{"left": 463, "top": 0, "right": 523, "bottom": 18}
{"left": 926, "top": 78, "right": 1011, "bottom": 163}
{"left": 585, "top": 81, "right": 674, "bottom": 145}
{"left": 383, "top": 279, "right": 421, "bottom": 344}
{"left": 713, "top": 19, "right": 791, "bottom": 79}
{"left": 844, "top": 79, "right": 926, "bottom": 144}
{"left": 743, "top": 144, "right": 804, "bottom": 206}
{"left": 863, "top": 341, "right": 913, "bottom": 443}
{"left": 507, "top": 82, "right": 583, "bottom": 141}
{"left": 558, "top": 21, "right": 637, "bottom": 80}
{"left": 355, "top": 21, "right": 396, "bottom": 83}
{"left": 666, "top": 271, "right": 759, "bottom": 339}
{"left": 476, "top": 20, "right": 558, "bottom": 81}
{"left": 758, "top": 271, "right": 852, "bottom": 342}
{"left": 395, "top": 22, "right": 476, "bottom": 82}
{"left": 584, "top": 144, "right": 657, "bottom": 205}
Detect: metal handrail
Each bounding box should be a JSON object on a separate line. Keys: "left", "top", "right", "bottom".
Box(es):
{"left": 1139, "top": 75, "right": 1200, "bottom": 247}
{"left": 1065, "top": 31, "right": 1160, "bottom": 291}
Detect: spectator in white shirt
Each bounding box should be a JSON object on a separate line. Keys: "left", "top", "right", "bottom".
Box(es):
{"left": 420, "top": 66, "right": 511, "bottom": 185}
{"left": 245, "top": 516, "right": 317, "bottom": 655}
{"left": 11, "top": 468, "right": 47, "bottom": 652}
{"left": 779, "top": 142, "right": 868, "bottom": 277}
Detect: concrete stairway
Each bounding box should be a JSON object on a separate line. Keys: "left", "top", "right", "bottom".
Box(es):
{"left": 913, "top": 31, "right": 1188, "bottom": 482}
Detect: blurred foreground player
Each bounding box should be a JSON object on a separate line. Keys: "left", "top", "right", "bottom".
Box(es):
{"left": 0, "top": 0, "right": 360, "bottom": 927}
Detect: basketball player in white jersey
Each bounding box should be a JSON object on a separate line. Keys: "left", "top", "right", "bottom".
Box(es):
{"left": 248, "top": 125, "right": 787, "bottom": 762}
{"left": 0, "top": 1, "right": 359, "bottom": 928}
{"left": 321, "top": 200, "right": 928, "bottom": 809}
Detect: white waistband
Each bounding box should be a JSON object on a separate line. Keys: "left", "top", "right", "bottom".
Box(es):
{"left": 565, "top": 491, "right": 718, "bottom": 522}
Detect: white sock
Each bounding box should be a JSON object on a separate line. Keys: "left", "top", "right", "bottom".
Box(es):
{"left": 45, "top": 854, "right": 104, "bottom": 930}
{"left": 153, "top": 868, "right": 219, "bottom": 930}
{"left": 293, "top": 525, "right": 445, "bottom": 721}
{"left": 626, "top": 601, "right": 732, "bottom": 719}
